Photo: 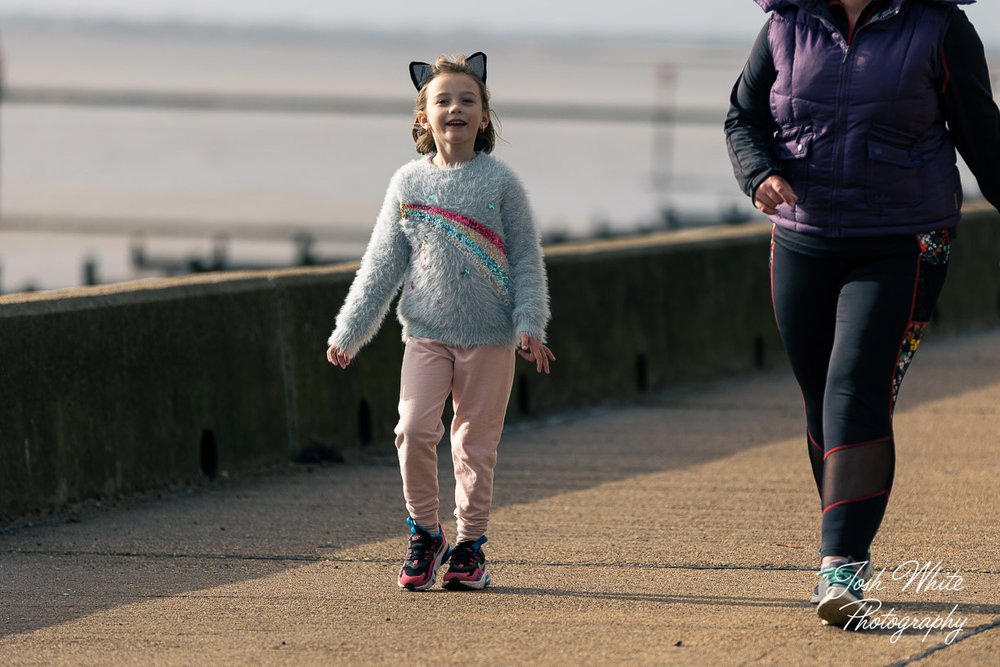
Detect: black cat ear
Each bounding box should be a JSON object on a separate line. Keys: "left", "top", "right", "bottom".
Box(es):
{"left": 409, "top": 61, "right": 433, "bottom": 90}
{"left": 467, "top": 51, "right": 487, "bottom": 84}
{"left": 410, "top": 53, "right": 487, "bottom": 90}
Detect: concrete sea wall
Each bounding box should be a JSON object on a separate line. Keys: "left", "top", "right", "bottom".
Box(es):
{"left": 2, "top": 210, "right": 997, "bottom": 520}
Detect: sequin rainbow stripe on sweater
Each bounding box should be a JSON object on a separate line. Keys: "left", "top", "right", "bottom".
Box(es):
{"left": 400, "top": 203, "right": 510, "bottom": 301}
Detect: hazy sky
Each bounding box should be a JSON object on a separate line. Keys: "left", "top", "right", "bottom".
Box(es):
{"left": 1, "top": 0, "right": 998, "bottom": 44}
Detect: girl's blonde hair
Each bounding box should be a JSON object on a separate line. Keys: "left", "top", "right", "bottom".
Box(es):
{"left": 412, "top": 54, "right": 496, "bottom": 155}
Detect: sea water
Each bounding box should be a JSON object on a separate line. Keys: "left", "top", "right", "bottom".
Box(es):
{"left": 0, "top": 20, "right": 993, "bottom": 291}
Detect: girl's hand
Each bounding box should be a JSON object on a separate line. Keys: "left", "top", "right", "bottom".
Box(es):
{"left": 518, "top": 333, "right": 555, "bottom": 375}
{"left": 326, "top": 345, "right": 351, "bottom": 369}
{"left": 753, "top": 175, "right": 798, "bottom": 215}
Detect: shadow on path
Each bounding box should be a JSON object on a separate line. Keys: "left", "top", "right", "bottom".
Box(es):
{"left": 1, "top": 329, "right": 996, "bottom": 639}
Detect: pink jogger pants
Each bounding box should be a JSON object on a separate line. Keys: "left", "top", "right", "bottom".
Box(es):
{"left": 394, "top": 336, "right": 516, "bottom": 543}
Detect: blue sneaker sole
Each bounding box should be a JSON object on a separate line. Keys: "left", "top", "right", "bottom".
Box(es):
{"left": 817, "top": 590, "right": 874, "bottom": 627}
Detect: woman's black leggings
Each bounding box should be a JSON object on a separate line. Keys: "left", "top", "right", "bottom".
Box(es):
{"left": 770, "top": 229, "right": 950, "bottom": 560}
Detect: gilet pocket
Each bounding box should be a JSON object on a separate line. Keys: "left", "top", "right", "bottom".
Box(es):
{"left": 866, "top": 125, "right": 941, "bottom": 207}
{"left": 773, "top": 127, "right": 813, "bottom": 204}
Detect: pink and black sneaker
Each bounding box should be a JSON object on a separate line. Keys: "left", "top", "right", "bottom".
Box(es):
{"left": 442, "top": 535, "right": 490, "bottom": 590}
{"left": 397, "top": 517, "right": 450, "bottom": 591}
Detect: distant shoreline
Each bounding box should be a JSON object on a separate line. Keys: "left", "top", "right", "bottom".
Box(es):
{"left": 0, "top": 13, "right": 757, "bottom": 49}
{"left": 3, "top": 12, "right": 996, "bottom": 56}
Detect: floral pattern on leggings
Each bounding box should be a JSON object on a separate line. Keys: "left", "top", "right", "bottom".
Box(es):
{"left": 892, "top": 229, "right": 952, "bottom": 411}
{"left": 892, "top": 320, "right": 928, "bottom": 410}
{"left": 917, "top": 229, "right": 951, "bottom": 265}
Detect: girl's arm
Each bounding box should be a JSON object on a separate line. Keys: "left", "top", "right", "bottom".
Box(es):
{"left": 501, "top": 174, "right": 550, "bottom": 344}
{"left": 327, "top": 178, "right": 410, "bottom": 359}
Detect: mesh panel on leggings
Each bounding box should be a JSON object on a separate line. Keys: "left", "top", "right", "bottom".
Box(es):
{"left": 807, "top": 434, "right": 824, "bottom": 501}
{"left": 822, "top": 437, "right": 894, "bottom": 511}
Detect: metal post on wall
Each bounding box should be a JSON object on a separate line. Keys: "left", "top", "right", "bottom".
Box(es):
{"left": 83, "top": 257, "right": 99, "bottom": 286}
{"left": 652, "top": 62, "right": 677, "bottom": 229}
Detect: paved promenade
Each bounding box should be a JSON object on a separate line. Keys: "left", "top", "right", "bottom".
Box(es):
{"left": 1, "top": 329, "right": 998, "bottom": 666}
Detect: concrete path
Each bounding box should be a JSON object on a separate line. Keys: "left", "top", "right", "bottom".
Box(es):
{"left": 2, "top": 329, "right": 998, "bottom": 666}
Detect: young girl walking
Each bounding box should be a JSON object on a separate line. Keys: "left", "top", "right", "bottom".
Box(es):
{"left": 326, "top": 52, "right": 554, "bottom": 591}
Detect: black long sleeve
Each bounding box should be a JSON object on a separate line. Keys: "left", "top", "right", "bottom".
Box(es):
{"left": 724, "top": 20, "right": 780, "bottom": 199}
{"left": 940, "top": 10, "right": 1000, "bottom": 212}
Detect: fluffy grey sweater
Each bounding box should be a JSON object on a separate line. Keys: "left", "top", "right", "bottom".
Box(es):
{"left": 328, "top": 153, "right": 550, "bottom": 358}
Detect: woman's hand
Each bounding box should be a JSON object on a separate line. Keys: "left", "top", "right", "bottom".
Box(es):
{"left": 326, "top": 345, "right": 351, "bottom": 369}
{"left": 754, "top": 175, "right": 799, "bottom": 215}
{"left": 517, "top": 334, "right": 555, "bottom": 375}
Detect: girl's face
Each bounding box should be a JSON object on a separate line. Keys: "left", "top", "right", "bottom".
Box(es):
{"left": 418, "top": 73, "right": 489, "bottom": 157}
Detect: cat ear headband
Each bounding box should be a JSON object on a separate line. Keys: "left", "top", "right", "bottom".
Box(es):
{"left": 409, "top": 51, "right": 487, "bottom": 91}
